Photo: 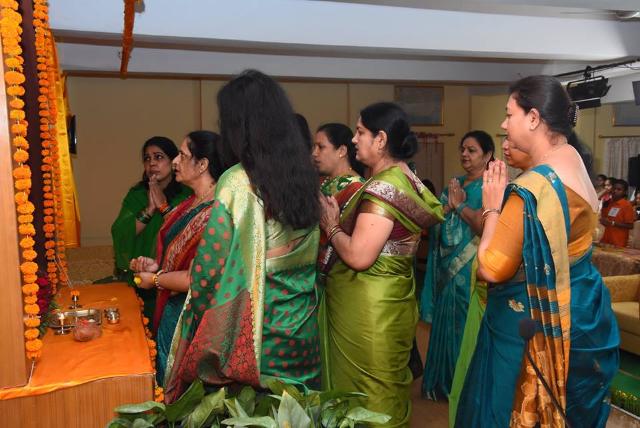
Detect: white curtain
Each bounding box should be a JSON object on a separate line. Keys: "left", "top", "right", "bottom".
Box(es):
{"left": 603, "top": 137, "right": 640, "bottom": 181}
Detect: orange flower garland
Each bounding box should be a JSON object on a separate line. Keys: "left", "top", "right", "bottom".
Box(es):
{"left": 138, "top": 297, "right": 164, "bottom": 402}
{"left": 1, "top": 0, "right": 42, "bottom": 360}
{"left": 33, "top": 0, "right": 68, "bottom": 294}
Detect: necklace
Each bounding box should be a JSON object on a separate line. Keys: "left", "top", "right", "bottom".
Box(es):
{"left": 191, "top": 183, "right": 214, "bottom": 208}
{"left": 540, "top": 143, "right": 566, "bottom": 163}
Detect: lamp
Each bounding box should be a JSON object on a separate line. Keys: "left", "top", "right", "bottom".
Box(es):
{"left": 566, "top": 75, "right": 611, "bottom": 109}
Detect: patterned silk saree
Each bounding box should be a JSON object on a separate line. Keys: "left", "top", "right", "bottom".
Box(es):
{"left": 163, "top": 165, "right": 321, "bottom": 402}
{"left": 455, "top": 165, "right": 619, "bottom": 428}
{"left": 420, "top": 175, "right": 483, "bottom": 400}
{"left": 154, "top": 196, "right": 213, "bottom": 384}
{"left": 322, "top": 166, "right": 443, "bottom": 427}
{"left": 317, "top": 173, "right": 365, "bottom": 279}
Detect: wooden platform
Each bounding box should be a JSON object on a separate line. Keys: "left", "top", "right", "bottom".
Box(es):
{"left": 0, "top": 283, "right": 154, "bottom": 427}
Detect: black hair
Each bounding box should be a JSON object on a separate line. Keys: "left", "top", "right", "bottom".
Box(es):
{"left": 139, "top": 136, "right": 182, "bottom": 201}
{"left": 217, "top": 69, "right": 319, "bottom": 229}
{"left": 316, "top": 122, "right": 365, "bottom": 176}
{"left": 614, "top": 178, "right": 629, "bottom": 192}
{"left": 421, "top": 178, "right": 437, "bottom": 196}
{"left": 509, "top": 75, "right": 593, "bottom": 176}
{"left": 597, "top": 174, "right": 607, "bottom": 181}
{"left": 185, "top": 130, "right": 224, "bottom": 181}
{"left": 359, "top": 102, "right": 417, "bottom": 160}
{"left": 294, "top": 113, "right": 313, "bottom": 153}
{"left": 460, "top": 130, "right": 495, "bottom": 162}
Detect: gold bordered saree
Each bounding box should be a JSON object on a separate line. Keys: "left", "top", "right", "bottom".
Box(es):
{"left": 163, "top": 164, "right": 321, "bottom": 402}
{"left": 322, "top": 166, "right": 443, "bottom": 427}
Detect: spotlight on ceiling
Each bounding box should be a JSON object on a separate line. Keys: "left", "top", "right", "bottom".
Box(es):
{"left": 566, "top": 75, "right": 611, "bottom": 109}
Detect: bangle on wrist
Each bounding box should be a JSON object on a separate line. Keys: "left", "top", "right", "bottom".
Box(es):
{"left": 158, "top": 202, "right": 171, "bottom": 216}
{"left": 327, "top": 225, "right": 343, "bottom": 242}
{"left": 481, "top": 208, "right": 501, "bottom": 220}
{"left": 136, "top": 210, "right": 152, "bottom": 224}
{"left": 455, "top": 202, "right": 467, "bottom": 215}
{"left": 153, "top": 269, "right": 164, "bottom": 288}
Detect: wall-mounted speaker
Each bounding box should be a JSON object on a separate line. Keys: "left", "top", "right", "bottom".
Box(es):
{"left": 629, "top": 156, "right": 640, "bottom": 188}
{"left": 633, "top": 80, "right": 640, "bottom": 106}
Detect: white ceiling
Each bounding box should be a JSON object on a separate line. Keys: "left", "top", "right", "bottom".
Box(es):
{"left": 51, "top": 0, "right": 640, "bottom": 91}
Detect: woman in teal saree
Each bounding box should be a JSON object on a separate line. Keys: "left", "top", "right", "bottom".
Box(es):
{"left": 164, "top": 70, "right": 323, "bottom": 402}
{"left": 128, "top": 131, "right": 222, "bottom": 385}
{"left": 320, "top": 102, "right": 443, "bottom": 427}
{"left": 111, "top": 136, "right": 191, "bottom": 320}
{"left": 420, "top": 130, "right": 494, "bottom": 400}
{"left": 455, "top": 76, "right": 618, "bottom": 427}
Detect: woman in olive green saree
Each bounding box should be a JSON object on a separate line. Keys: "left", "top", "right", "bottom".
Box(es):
{"left": 320, "top": 103, "right": 443, "bottom": 427}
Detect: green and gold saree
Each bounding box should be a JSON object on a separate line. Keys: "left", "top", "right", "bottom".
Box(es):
{"left": 323, "top": 166, "right": 443, "bottom": 427}
{"left": 163, "top": 165, "right": 321, "bottom": 402}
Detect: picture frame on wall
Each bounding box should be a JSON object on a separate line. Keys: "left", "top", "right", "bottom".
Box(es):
{"left": 612, "top": 101, "right": 640, "bottom": 126}
{"left": 394, "top": 85, "right": 444, "bottom": 126}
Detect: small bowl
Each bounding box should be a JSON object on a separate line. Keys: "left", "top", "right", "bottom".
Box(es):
{"left": 104, "top": 307, "right": 120, "bottom": 324}
{"left": 72, "top": 319, "right": 102, "bottom": 342}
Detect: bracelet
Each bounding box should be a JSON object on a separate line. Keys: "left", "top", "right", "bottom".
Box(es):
{"left": 153, "top": 269, "right": 164, "bottom": 288}
{"left": 455, "top": 202, "right": 467, "bottom": 215}
{"left": 326, "top": 224, "right": 341, "bottom": 237}
{"left": 158, "top": 202, "right": 170, "bottom": 216}
{"left": 327, "top": 226, "right": 343, "bottom": 242}
{"left": 481, "top": 208, "right": 501, "bottom": 220}
{"left": 136, "top": 210, "right": 152, "bottom": 224}
{"left": 159, "top": 204, "right": 172, "bottom": 217}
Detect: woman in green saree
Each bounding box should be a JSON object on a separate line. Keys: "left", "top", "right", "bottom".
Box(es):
{"left": 320, "top": 102, "right": 443, "bottom": 427}
{"left": 164, "top": 70, "right": 322, "bottom": 403}
{"left": 313, "top": 122, "right": 366, "bottom": 280}
{"left": 111, "top": 136, "right": 191, "bottom": 320}
{"left": 420, "top": 130, "right": 494, "bottom": 401}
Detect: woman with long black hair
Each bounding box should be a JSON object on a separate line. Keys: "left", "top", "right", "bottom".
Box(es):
{"left": 163, "top": 70, "right": 322, "bottom": 402}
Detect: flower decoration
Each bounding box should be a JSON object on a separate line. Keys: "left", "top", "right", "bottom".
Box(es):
{"left": 33, "top": 0, "right": 69, "bottom": 293}
{"left": 1, "top": 0, "right": 42, "bottom": 360}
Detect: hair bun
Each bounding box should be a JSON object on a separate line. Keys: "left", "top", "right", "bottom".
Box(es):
{"left": 568, "top": 103, "right": 579, "bottom": 127}
{"left": 398, "top": 132, "right": 418, "bottom": 159}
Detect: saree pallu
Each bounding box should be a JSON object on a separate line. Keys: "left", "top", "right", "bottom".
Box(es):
{"left": 163, "top": 165, "right": 321, "bottom": 402}
{"left": 111, "top": 184, "right": 191, "bottom": 320}
{"left": 323, "top": 166, "right": 443, "bottom": 427}
{"left": 455, "top": 165, "right": 619, "bottom": 428}
{"left": 420, "top": 176, "right": 483, "bottom": 399}
{"left": 317, "top": 174, "right": 365, "bottom": 280}
{"left": 154, "top": 196, "right": 213, "bottom": 385}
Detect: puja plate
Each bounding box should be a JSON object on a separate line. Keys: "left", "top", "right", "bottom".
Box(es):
{"left": 48, "top": 308, "right": 102, "bottom": 334}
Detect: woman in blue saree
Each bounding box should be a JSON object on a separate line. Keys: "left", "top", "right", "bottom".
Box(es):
{"left": 455, "top": 75, "right": 619, "bottom": 427}
{"left": 420, "top": 130, "right": 494, "bottom": 400}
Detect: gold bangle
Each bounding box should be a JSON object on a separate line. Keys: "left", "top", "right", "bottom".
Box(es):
{"left": 153, "top": 269, "right": 164, "bottom": 288}
{"left": 327, "top": 224, "right": 341, "bottom": 237}
{"left": 328, "top": 226, "right": 343, "bottom": 242}
{"left": 481, "top": 208, "right": 501, "bottom": 219}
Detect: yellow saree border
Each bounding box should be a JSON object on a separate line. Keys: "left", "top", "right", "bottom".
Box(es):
{"left": 510, "top": 169, "right": 571, "bottom": 427}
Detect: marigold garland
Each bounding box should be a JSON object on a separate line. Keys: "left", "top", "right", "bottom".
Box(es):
{"left": 33, "top": 0, "right": 69, "bottom": 292}
{"left": 138, "top": 298, "right": 163, "bottom": 402}
{"left": 0, "top": 0, "right": 43, "bottom": 360}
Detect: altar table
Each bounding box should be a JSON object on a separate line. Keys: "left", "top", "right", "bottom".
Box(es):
{"left": 0, "top": 282, "right": 154, "bottom": 428}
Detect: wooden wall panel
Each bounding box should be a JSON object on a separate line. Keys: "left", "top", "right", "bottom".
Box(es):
{"left": 0, "top": 32, "right": 28, "bottom": 389}
{"left": 0, "top": 374, "right": 154, "bottom": 428}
